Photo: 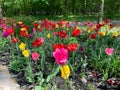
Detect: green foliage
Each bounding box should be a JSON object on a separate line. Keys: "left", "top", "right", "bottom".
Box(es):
{"left": 87, "top": 83, "right": 95, "bottom": 90}
{"left": 9, "top": 57, "right": 26, "bottom": 72}
{"left": 63, "top": 37, "right": 78, "bottom": 44}
{"left": 46, "top": 65, "right": 59, "bottom": 82}
{"left": 1, "top": 0, "right": 120, "bottom": 19}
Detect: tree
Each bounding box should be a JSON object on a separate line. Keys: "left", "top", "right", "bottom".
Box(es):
{"left": 98, "top": 0, "right": 104, "bottom": 23}
{"left": 0, "top": 2, "right": 2, "bottom": 19}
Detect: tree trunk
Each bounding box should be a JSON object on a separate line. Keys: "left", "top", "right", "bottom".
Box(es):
{"left": 72, "top": 0, "right": 75, "bottom": 14}
{"left": 0, "top": 2, "right": 3, "bottom": 19}
{"left": 84, "top": 0, "right": 87, "bottom": 15}
{"left": 98, "top": 0, "right": 104, "bottom": 23}
{"left": 64, "top": 0, "right": 68, "bottom": 14}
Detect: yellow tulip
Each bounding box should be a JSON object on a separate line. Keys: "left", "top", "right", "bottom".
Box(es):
{"left": 60, "top": 65, "right": 70, "bottom": 79}
{"left": 92, "top": 26, "right": 96, "bottom": 29}
{"left": 21, "top": 28, "right": 27, "bottom": 31}
{"left": 17, "top": 21, "right": 23, "bottom": 25}
{"left": 22, "top": 49, "right": 29, "bottom": 57}
{"left": 19, "top": 42, "right": 26, "bottom": 50}
{"left": 55, "top": 24, "right": 59, "bottom": 29}
{"left": 76, "top": 26, "right": 79, "bottom": 29}
{"left": 98, "top": 31, "right": 106, "bottom": 36}
{"left": 47, "top": 33, "right": 51, "bottom": 38}
{"left": 87, "top": 29, "right": 91, "bottom": 33}
{"left": 102, "top": 31, "right": 106, "bottom": 36}
{"left": 113, "top": 32, "right": 119, "bottom": 37}
{"left": 37, "top": 25, "right": 41, "bottom": 29}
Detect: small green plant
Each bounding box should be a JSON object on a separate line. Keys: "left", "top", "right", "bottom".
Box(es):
{"left": 87, "top": 83, "right": 95, "bottom": 90}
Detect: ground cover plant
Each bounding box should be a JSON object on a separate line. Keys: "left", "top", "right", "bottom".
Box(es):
{"left": 0, "top": 18, "right": 120, "bottom": 90}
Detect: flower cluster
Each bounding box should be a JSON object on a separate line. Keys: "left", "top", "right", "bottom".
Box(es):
{"left": 1, "top": 18, "right": 120, "bottom": 82}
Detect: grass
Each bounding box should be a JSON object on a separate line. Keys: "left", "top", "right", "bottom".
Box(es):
{"left": 6, "top": 14, "right": 120, "bottom": 25}
{"left": 7, "top": 15, "right": 99, "bottom": 22}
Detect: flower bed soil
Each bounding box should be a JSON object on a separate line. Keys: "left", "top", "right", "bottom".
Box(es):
{"left": 0, "top": 48, "right": 120, "bottom": 90}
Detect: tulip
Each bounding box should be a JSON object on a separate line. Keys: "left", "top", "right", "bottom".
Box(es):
{"left": 72, "top": 29, "right": 80, "bottom": 37}
{"left": 53, "top": 43, "right": 65, "bottom": 51}
{"left": 67, "top": 43, "right": 79, "bottom": 52}
{"left": 53, "top": 48, "right": 68, "bottom": 65}
{"left": 105, "top": 48, "right": 114, "bottom": 56}
{"left": 32, "top": 52, "right": 40, "bottom": 61}
{"left": 60, "top": 65, "right": 70, "bottom": 79}
{"left": 1, "top": 31, "right": 9, "bottom": 38}
{"left": 89, "top": 34, "right": 96, "bottom": 39}
{"left": 12, "top": 37, "right": 18, "bottom": 44}
{"left": 6, "top": 27, "right": 14, "bottom": 35}
{"left": 47, "top": 33, "right": 51, "bottom": 38}
{"left": 22, "top": 49, "right": 29, "bottom": 57}
{"left": 113, "top": 32, "right": 118, "bottom": 37}
{"left": 19, "top": 42, "right": 26, "bottom": 50}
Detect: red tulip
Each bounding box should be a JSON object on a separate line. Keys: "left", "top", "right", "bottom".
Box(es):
{"left": 12, "top": 37, "right": 18, "bottom": 43}
{"left": 67, "top": 43, "right": 78, "bottom": 52}
{"left": 53, "top": 43, "right": 65, "bottom": 51}
{"left": 72, "top": 29, "right": 80, "bottom": 37}
{"left": 104, "top": 19, "right": 110, "bottom": 23}
{"left": 20, "top": 30, "right": 28, "bottom": 37}
{"left": 89, "top": 34, "right": 96, "bottom": 39}
{"left": 50, "top": 21, "right": 55, "bottom": 29}
{"left": 6, "top": 27, "right": 14, "bottom": 35}
{"left": 96, "top": 24, "right": 101, "bottom": 30}
{"left": 43, "top": 19, "right": 49, "bottom": 29}
{"left": 59, "top": 30, "right": 67, "bottom": 38}
{"left": 32, "top": 37, "right": 44, "bottom": 47}
{"left": 109, "top": 24, "right": 113, "bottom": 29}
{"left": 58, "top": 20, "right": 63, "bottom": 26}
{"left": 34, "top": 22, "right": 39, "bottom": 27}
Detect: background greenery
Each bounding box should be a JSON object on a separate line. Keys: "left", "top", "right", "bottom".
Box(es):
{"left": 0, "top": 0, "right": 120, "bottom": 19}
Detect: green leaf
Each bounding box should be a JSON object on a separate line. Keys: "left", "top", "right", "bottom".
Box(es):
{"left": 25, "top": 62, "right": 34, "bottom": 83}
{"left": 46, "top": 65, "right": 59, "bottom": 82}
{"left": 63, "top": 37, "right": 78, "bottom": 44}
{"left": 102, "top": 71, "right": 108, "bottom": 81}
{"left": 35, "top": 86, "right": 43, "bottom": 90}
{"left": 68, "top": 62, "right": 75, "bottom": 75}
{"left": 38, "top": 47, "right": 45, "bottom": 71}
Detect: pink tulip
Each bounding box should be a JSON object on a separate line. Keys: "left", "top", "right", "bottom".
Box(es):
{"left": 39, "top": 37, "right": 44, "bottom": 42}
{"left": 65, "top": 35, "right": 69, "bottom": 39}
{"left": 53, "top": 48, "right": 68, "bottom": 65}
{"left": 33, "top": 27, "right": 36, "bottom": 34}
{"left": 66, "top": 23, "right": 71, "bottom": 28}
{"left": 53, "top": 32, "right": 58, "bottom": 36}
{"left": 32, "top": 52, "right": 40, "bottom": 61}
{"left": 13, "top": 23, "right": 16, "bottom": 27}
{"left": 105, "top": 48, "right": 114, "bottom": 56}
{"left": 89, "top": 22, "right": 94, "bottom": 27}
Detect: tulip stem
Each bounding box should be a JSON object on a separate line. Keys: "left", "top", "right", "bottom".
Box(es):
{"left": 72, "top": 52, "right": 75, "bottom": 63}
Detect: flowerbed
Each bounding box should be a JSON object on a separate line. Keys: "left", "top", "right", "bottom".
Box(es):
{"left": 0, "top": 18, "right": 120, "bottom": 89}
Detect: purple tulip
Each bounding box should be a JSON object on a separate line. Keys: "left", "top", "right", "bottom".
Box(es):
{"left": 1, "top": 31, "right": 9, "bottom": 38}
